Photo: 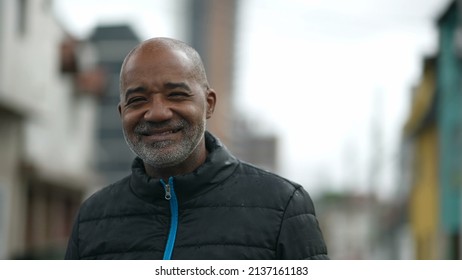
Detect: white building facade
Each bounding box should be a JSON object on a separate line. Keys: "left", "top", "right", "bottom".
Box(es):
{"left": 0, "top": 0, "right": 102, "bottom": 259}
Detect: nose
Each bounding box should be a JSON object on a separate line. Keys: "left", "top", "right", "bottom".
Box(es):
{"left": 143, "top": 95, "right": 173, "bottom": 122}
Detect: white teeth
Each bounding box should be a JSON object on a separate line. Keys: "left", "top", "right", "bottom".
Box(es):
{"left": 142, "top": 129, "right": 178, "bottom": 136}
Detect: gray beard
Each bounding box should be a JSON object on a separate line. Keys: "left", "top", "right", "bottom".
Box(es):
{"left": 123, "top": 119, "right": 205, "bottom": 169}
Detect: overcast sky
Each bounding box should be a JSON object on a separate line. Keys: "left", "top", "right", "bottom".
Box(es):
{"left": 53, "top": 0, "right": 453, "bottom": 200}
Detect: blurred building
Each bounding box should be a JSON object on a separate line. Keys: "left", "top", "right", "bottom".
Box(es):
{"left": 88, "top": 25, "right": 141, "bottom": 185}
{"left": 403, "top": 57, "right": 440, "bottom": 259}
{"left": 435, "top": 0, "right": 462, "bottom": 259}
{"left": 316, "top": 193, "right": 382, "bottom": 259}
{"left": 187, "top": 0, "right": 279, "bottom": 171}
{"left": 187, "top": 0, "right": 238, "bottom": 148}
{"left": 317, "top": 190, "right": 414, "bottom": 260}
{"left": 399, "top": 0, "right": 462, "bottom": 259}
{"left": 0, "top": 0, "right": 103, "bottom": 259}
{"left": 231, "top": 118, "right": 278, "bottom": 172}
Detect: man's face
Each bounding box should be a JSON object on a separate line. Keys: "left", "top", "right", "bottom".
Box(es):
{"left": 118, "top": 47, "right": 215, "bottom": 169}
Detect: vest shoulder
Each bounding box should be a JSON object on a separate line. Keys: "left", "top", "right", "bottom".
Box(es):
{"left": 78, "top": 175, "right": 133, "bottom": 218}
{"left": 234, "top": 161, "right": 304, "bottom": 194}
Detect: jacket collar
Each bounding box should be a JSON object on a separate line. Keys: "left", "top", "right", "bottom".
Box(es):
{"left": 129, "top": 131, "right": 239, "bottom": 204}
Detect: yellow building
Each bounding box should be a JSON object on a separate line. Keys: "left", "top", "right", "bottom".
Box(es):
{"left": 403, "top": 57, "right": 440, "bottom": 259}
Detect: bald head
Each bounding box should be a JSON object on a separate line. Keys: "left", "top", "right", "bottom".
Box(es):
{"left": 119, "top": 37, "right": 209, "bottom": 97}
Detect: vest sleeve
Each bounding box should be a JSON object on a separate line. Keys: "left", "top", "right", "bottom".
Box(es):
{"left": 64, "top": 210, "right": 81, "bottom": 260}
{"left": 276, "top": 186, "right": 329, "bottom": 259}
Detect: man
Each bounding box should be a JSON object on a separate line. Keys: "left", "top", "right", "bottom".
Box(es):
{"left": 65, "top": 37, "right": 328, "bottom": 260}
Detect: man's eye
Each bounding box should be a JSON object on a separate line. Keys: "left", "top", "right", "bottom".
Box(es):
{"left": 127, "top": 97, "right": 146, "bottom": 104}
{"left": 169, "top": 92, "right": 190, "bottom": 98}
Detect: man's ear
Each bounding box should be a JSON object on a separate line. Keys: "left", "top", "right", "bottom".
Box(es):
{"left": 206, "top": 89, "right": 217, "bottom": 119}
{"left": 118, "top": 102, "right": 122, "bottom": 117}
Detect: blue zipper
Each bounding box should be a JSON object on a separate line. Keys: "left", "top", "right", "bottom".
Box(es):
{"left": 160, "top": 176, "right": 178, "bottom": 260}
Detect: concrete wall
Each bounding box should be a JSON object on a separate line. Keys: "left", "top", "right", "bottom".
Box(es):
{"left": 0, "top": 0, "right": 100, "bottom": 258}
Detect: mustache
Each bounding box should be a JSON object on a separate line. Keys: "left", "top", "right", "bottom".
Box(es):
{"left": 134, "top": 120, "right": 187, "bottom": 134}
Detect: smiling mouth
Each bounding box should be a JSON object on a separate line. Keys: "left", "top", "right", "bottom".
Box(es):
{"left": 140, "top": 127, "right": 182, "bottom": 139}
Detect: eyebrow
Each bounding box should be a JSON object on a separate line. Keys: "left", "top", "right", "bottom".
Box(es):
{"left": 164, "top": 82, "right": 191, "bottom": 92}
